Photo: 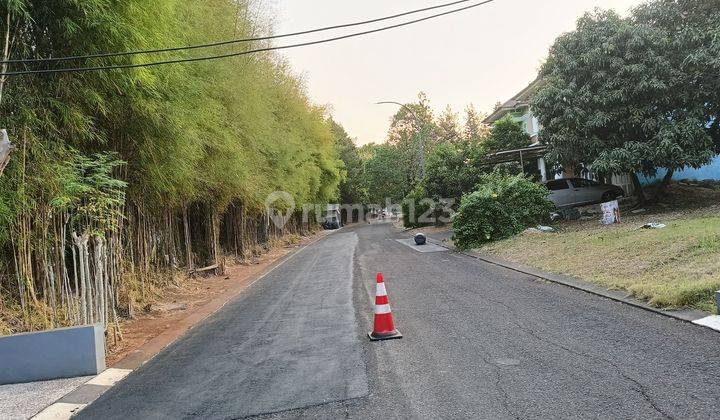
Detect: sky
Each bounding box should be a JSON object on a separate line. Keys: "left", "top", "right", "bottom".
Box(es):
{"left": 270, "top": 0, "right": 645, "bottom": 145}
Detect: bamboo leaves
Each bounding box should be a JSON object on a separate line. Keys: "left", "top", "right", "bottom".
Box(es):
{"left": 0, "top": 0, "right": 344, "bottom": 334}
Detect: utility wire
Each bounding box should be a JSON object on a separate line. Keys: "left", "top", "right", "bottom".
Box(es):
{"left": 1, "top": 0, "right": 480, "bottom": 65}
{"left": 0, "top": 0, "right": 495, "bottom": 77}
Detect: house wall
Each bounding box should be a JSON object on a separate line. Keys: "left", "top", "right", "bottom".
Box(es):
{"left": 638, "top": 156, "right": 720, "bottom": 186}
{"left": 507, "top": 108, "right": 540, "bottom": 141}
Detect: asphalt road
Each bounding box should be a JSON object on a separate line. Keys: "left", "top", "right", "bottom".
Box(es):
{"left": 81, "top": 223, "right": 720, "bottom": 419}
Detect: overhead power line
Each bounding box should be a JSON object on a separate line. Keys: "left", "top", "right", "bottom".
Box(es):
{"left": 0, "top": 0, "right": 496, "bottom": 76}
{"left": 1, "top": 0, "right": 480, "bottom": 66}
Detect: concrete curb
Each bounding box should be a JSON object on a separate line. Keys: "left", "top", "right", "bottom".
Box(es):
{"left": 0, "top": 324, "right": 105, "bottom": 385}
{"left": 32, "top": 368, "right": 132, "bottom": 419}
{"left": 31, "top": 230, "right": 336, "bottom": 419}
{"left": 419, "top": 232, "right": 719, "bottom": 332}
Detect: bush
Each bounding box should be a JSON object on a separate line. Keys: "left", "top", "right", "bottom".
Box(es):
{"left": 402, "top": 185, "right": 434, "bottom": 228}
{"left": 452, "top": 172, "right": 553, "bottom": 249}
{"left": 424, "top": 142, "right": 486, "bottom": 200}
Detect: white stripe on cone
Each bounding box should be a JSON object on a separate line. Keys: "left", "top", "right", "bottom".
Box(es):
{"left": 376, "top": 283, "right": 387, "bottom": 297}
{"left": 375, "top": 304, "right": 392, "bottom": 314}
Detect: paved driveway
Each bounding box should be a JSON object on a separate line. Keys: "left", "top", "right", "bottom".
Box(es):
{"left": 80, "top": 224, "right": 720, "bottom": 419}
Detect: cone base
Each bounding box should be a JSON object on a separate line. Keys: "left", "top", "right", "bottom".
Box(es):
{"left": 368, "top": 330, "right": 403, "bottom": 341}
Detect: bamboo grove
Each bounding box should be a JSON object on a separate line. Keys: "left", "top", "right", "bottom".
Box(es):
{"left": 0, "top": 1, "right": 344, "bottom": 335}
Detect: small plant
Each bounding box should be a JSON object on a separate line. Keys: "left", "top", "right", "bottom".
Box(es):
{"left": 453, "top": 172, "right": 553, "bottom": 249}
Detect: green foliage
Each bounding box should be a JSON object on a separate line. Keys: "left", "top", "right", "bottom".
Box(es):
{"left": 332, "top": 120, "right": 367, "bottom": 205}
{"left": 402, "top": 141, "right": 486, "bottom": 229}
{"left": 532, "top": 6, "right": 718, "bottom": 185}
{"left": 365, "top": 94, "right": 494, "bottom": 209}
{"left": 423, "top": 142, "right": 486, "bottom": 200}
{"left": 0, "top": 0, "right": 345, "bottom": 330}
{"left": 436, "top": 105, "right": 460, "bottom": 144}
{"left": 362, "top": 144, "right": 408, "bottom": 204}
{"left": 632, "top": 0, "right": 720, "bottom": 153}
{"left": 462, "top": 104, "right": 489, "bottom": 143}
{"left": 362, "top": 96, "right": 496, "bottom": 231}
{"left": 52, "top": 152, "right": 127, "bottom": 235}
{"left": 484, "top": 116, "right": 531, "bottom": 153}
{"left": 0, "top": 0, "right": 343, "bottom": 229}
{"left": 385, "top": 93, "right": 438, "bottom": 184}
{"left": 401, "top": 184, "right": 433, "bottom": 228}
{"left": 452, "top": 172, "right": 553, "bottom": 249}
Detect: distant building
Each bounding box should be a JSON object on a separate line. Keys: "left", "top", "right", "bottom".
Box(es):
{"left": 483, "top": 78, "right": 635, "bottom": 194}
{"left": 483, "top": 78, "right": 543, "bottom": 143}
{"left": 486, "top": 79, "right": 720, "bottom": 192}
{"left": 482, "top": 78, "right": 551, "bottom": 184}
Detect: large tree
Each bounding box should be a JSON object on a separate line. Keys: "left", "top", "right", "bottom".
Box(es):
{"left": 362, "top": 144, "right": 408, "bottom": 204}
{"left": 0, "top": 0, "right": 345, "bottom": 332}
{"left": 462, "top": 104, "right": 489, "bottom": 144}
{"left": 632, "top": 0, "right": 720, "bottom": 153}
{"left": 483, "top": 116, "right": 531, "bottom": 153}
{"left": 424, "top": 141, "right": 486, "bottom": 201}
{"left": 385, "top": 92, "right": 438, "bottom": 185}
{"left": 532, "top": 8, "right": 718, "bottom": 202}
{"left": 331, "top": 119, "right": 367, "bottom": 205}
{"left": 436, "top": 105, "right": 461, "bottom": 144}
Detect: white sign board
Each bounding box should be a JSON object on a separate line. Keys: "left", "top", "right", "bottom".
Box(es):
{"left": 600, "top": 200, "right": 621, "bottom": 225}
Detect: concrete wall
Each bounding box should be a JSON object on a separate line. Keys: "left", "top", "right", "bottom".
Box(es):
{"left": 0, "top": 324, "right": 105, "bottom": 385}
{"left": 639, "top": 156, "right": 720, "bottom": 186}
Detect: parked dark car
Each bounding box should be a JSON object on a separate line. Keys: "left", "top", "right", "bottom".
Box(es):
{"left": 543, "top": 178, "right": 624, "bottom": 208}
{"left": 322, "top": 215, "right": 341, "bottom": 230}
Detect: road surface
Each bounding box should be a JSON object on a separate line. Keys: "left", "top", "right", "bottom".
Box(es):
{"left": 80, "top": 223, "right": 720, "bottom": 419}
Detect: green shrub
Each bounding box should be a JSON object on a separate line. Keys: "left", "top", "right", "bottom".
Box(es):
{"left": 452, "top": 172, "right": 553, "bottom": 249}
{"left": 424, "top": 142, "right": 486, "bottom": 200}
{"left": 402, "top": 185, "right": 434, "bottom": 228}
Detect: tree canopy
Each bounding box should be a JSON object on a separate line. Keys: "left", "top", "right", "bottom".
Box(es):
{"left": 424, "top": 141, "right": 486, "bottom": 201}
{"left": 362, "top": 143, "right": 408, "bottom": 204}
{"left": 483, "top": 116, "right": 531, "bottom": 153}
{"left": 462, "top": 105, "right": 489, "bottom": 144}
{"left": 360, "top": 94, "right": 494, "bottom": 206}
{"left": 332, "top": 120, "right": 367, "bottom": 206}
{"left": 0, "top": 0, "right": 345, "bottom": 333}
{"left": 532, "top": 5, "right": 720, "bottom": 198}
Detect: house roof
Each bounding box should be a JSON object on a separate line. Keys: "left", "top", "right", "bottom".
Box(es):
{"left": 483, "top": 77, "right": 544, "bottom": 124}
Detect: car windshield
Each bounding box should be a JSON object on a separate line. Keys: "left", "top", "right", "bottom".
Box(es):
{"left": 572, "top": 179, "right": 599, "bottom": 188}
{"left": 545, "top": 180, "right": 569, "bottom": 191}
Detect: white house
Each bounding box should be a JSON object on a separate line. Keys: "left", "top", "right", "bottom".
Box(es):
{"left": 482, "top": 78, "right": 636, "bottom": 195}
{"left": 482, "top": 78, "right": 549, "bottom": 182}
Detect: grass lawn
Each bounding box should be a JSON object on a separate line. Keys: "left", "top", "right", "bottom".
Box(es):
{"left": 481, "top": 184, "right": 720, "bottom": 313}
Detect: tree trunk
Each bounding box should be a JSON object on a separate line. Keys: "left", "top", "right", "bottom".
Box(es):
{"left": 654, "top": 169, "right": 674, "bottom": 200}
{"left": 72, "top": 232, "right": 90, "bottom": 324}
{"left": 93, "top": 236, "right": 106, "bottom": 327}
{"left": 0, "top": 12, "right": 12, "bottom": 106}
{"left": 630, "top": 172, "right": 646, "bottom": 205}
{"left": 182, "top": 203, "right": 193, "bottom": 272}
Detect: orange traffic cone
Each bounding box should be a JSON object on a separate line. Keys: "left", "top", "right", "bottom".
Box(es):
{"left": 368, "top": 273, "right": 402, "bottom": 341}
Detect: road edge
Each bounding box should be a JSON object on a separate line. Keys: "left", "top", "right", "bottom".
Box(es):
{"left": 31, "top": 229, "right": 339, "bottom": 420}
{"left": 419, "top": 232, "right": 718, "bottom": 332}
